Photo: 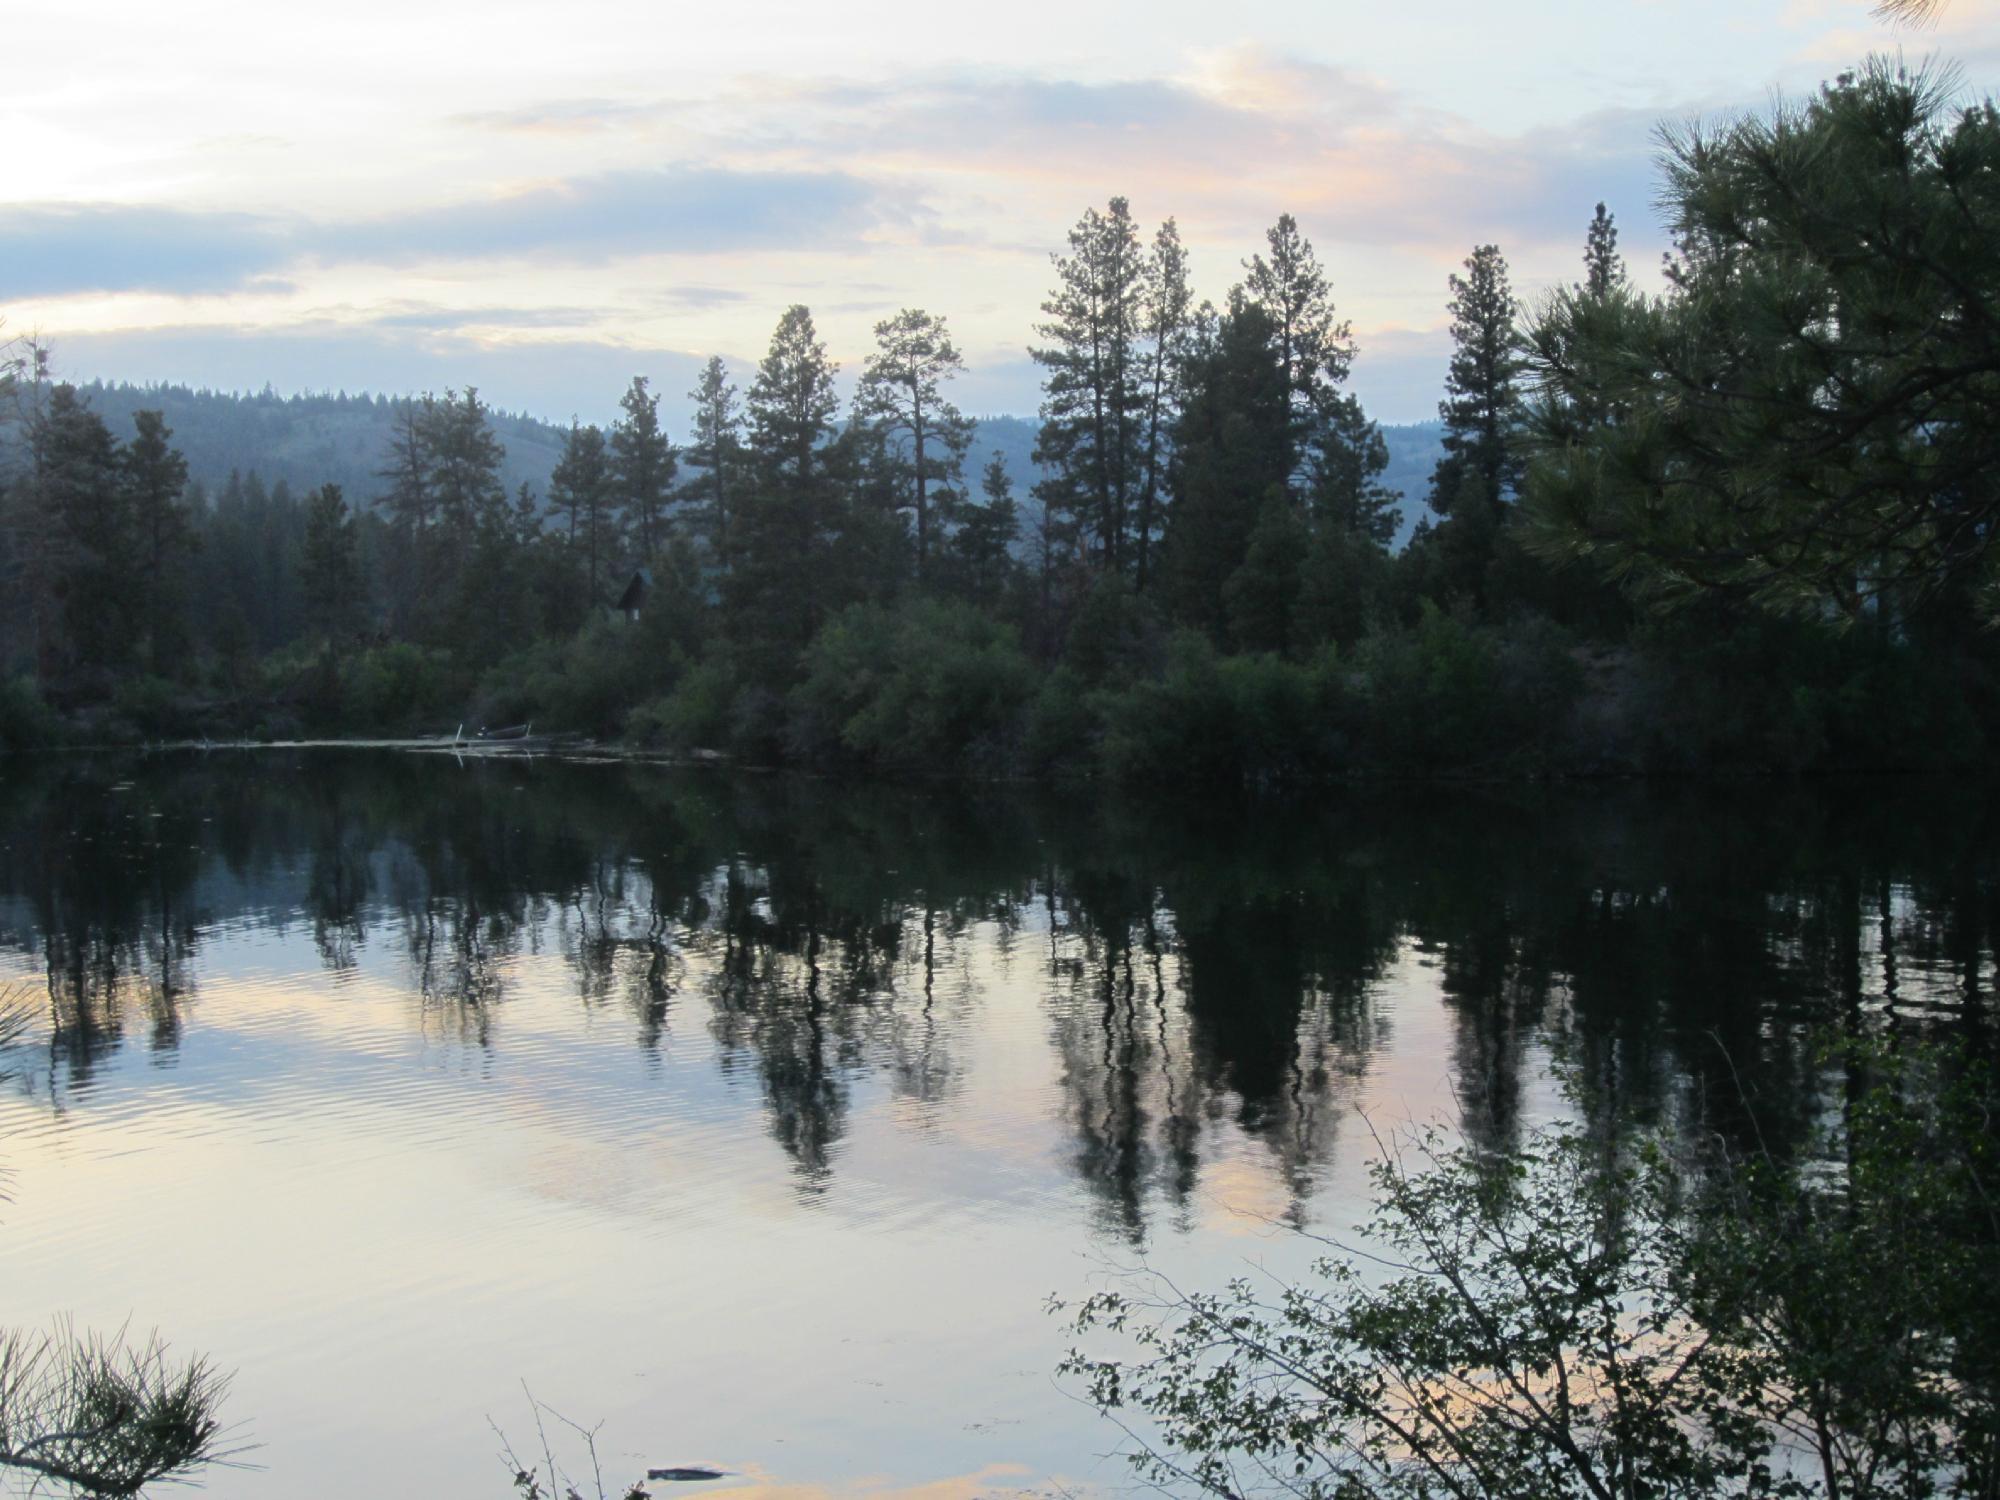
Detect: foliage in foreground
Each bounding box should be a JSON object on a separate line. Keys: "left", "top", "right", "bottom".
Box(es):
{"left": 0, "top": 1324, "right": 231, "bottom": 1498}
{"left": 0, "top": 989, "right": 234, "bottom": 1498}
{"left": 1057, "top": 1041, "right": 1998, "bottom": 1499}
{"left": 1525, "top": 60, "right": 2000, "bottom": 623}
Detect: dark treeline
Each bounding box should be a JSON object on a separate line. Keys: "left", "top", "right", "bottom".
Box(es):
{"left": 3, "top": 63, "right": 1995, "bottom": 780}
{"left": 1, "top": 751, "right": 1993, "bottom": 1235}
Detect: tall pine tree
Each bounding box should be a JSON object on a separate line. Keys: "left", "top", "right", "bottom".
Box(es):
{"left": 852, "top": 308, "right": 973, "bottom": 587}
{"left": 1135, "top": 218, "right": 1195, "bottom": 593}
{"left": 612, "top": 376, "right": 676, "bottom": 565}
{"left": 549, "top": 421, "right": 616, "bottom": 604}
{"left": 1424, "top": 244, "right": 1524, "bottom": 609}
{"left": 683, "top": 356, "right": 742, "bottom": 573}
{"left": 123, "top": 409, "right": 194, "bottom": 674}
{"left": 1581, "top": 203, "right": 1625, "bottom": 298}
{"left": 730, "top": 305, "right": 844, "bottom": 674}
{"left": 1241, "top": 213, "right": 1353, "bottom": 492}
{"left": 1032, "top": 198, "right": 1145, "bottom": 578}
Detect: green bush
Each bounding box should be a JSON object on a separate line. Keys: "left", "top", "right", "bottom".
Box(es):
{"left": 1023, "top": 667, "right": 1101, "bottom": 778}
{"left": 789, "top": 599, "right": 1035, "bottom": 772}
{"left": 474, "top": 616, "right": 677, "bottom": 738}
{"left": 1063, "top": 573, "right": 1164, "bottom": 687}
{"left": 1626, "top": 609, "right": 1987, "bottom": 774}
{"left": 628, "top": 658, "right": 739, "bottom": 751}
{"left": 343, "top": 644, "right": 458, "bottom": 735}
{"left": 110, "top": 675, "right": 206, "bottom": 741}
{"left": 1096, "top": 633, "right": 1341, "bottom": 786}
{"left": 1349, "top": 604, "right": 1579, "bottom": 773}
{"left": 0, "top": 677, "right": 62, "bottom": 754}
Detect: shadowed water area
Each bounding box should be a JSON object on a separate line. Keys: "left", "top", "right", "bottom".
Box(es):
{"left": 0, "top": 751, "right": 1994, "bottom": 1497}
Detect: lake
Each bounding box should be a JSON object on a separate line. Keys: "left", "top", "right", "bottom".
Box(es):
{"left": 0, "top": 751, "right": 1992, "bottom": 1497}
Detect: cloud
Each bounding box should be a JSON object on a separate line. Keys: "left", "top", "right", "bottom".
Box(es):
{"left": 450, "top": 97, "right": 661, "bottom": 134}
{"left": 651, "top": 61, "right": 1670, "bottom": 256}
{"left": 315, "top": 166, "right": 907, "bottom": 265}
{"left": 0, "top": 203, "right": 293, "bottom": 296}
{"left": 2, "top": 166, "right": 917, "bottom": 297}
{"left": 366, "top": 302, "right": 610, "bottom": 330}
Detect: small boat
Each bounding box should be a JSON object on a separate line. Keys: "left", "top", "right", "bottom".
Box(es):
{"left": 477, "top": 722, "right": 533, "bottom": 742}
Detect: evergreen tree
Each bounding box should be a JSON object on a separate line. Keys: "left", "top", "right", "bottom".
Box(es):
{"left": 123, "top": 409, "right": 194, "bottom": 675}
{"left": 549, "top": 421, "right": 616, "bottom": 604}
{"left": 945, "top": 451, "right": 1021, "bottom": 609}
{"left": 1032, "top": 197, "right": 1146, "bottom": 577}
{"left": 299, "top": 483, "right": 362, "bottom": 643}
{"left": 1296, "top": 524, "right": 1391, "bottom": 648}
{"left": 1310, "top": 393, "right": 1401, "bottom": 548}
{"left": 853, "top": 308, "right": 973, "bottom": 585}
{"left": 0, "top": 340, "right": 55, "bottom": 677}
{"left": 1434, "top": 244, "right": 1523, "bottom": 509}
{"left": 684, "top": 356, "right": 742, "bottom": 571}
{"left": 1241, "top": 213, "right": 1354, "bottom": 490}
{"left": 1424, "top": 245, "right": 1524, "bottom": 608}
{"left": 611, "top": 376, "right": 676, "bottom": 564}
{"left": 376, "top": 396, "right": 436, "bottom": 638}
{"left": 33, "top": 385, "right": 134, "bottom": 681}
{"left": 730, "top": 305, "right": 844, "bottom": 673}
{"left": 1223, "top": 498, "right": 1307, "bottom": 654}
{"left": 1526, "top": 61, "right": 2000, "bottom": 621}
{"left": 1581, "top": 203, "right": 1625, "bottom": 298}
{"left": 1161, "top": 297, "right": 1292, "bottom": 640}
{"left": 1135, "top": 218, "right": 1195, "bottom": 592}
{"left": 421, "top": 386, "right": 508, "bottom": 535}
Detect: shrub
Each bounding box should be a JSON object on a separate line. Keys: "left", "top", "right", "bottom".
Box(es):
{"left": 343, "top": 643, "right": 458, "bottom": 735}
{"left": 628, "top": 658, "right": 739, "bottom": 751}
{"left": 1058, "top": 1039, "right": 2000, "bottom": 1500}
{"left": 789, "top": 599, "right": 1036, "bottom": 772}
{"left": 1096, "top": 633, "right": 1341, "bottom": 787}
{"left": 0, "top": 677, "right": 61, "bottom": 754}
{"left": 1349, "top": 605, "right": 1579, "bottom": 773}
{"left": 473, "top": 616, "right": 678, "bottom": 738}
{"left": 1023, "top": 667, "right": 1100, "bottom": 778}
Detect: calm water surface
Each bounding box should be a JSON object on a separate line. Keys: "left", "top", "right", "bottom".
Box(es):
{"left": 0, "top": 752, "right": 1993, "bottom": 1497}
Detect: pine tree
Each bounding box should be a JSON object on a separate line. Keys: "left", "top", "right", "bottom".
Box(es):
{"left": 1421, "top": 244, "right": 1524, "bottom": 611}
{"left": 549, "top": 421, "right": 615, "bottom": 603}
{"left": 1223, "top": 498, "right": 1307, "bottom": 655}
{"left": 1431, "top": 244, "right": 1523, "bottom": 517}
{"left": 299, "top": 483, "right": 362, "bottom": 643}
{"left": 1242, "top": 213, "right": 1354, "bottom": 489}
{"left": 946, "top": 451, "right": 1021, "bottom": 608}
{"left": 1161, "top": 296, "right": 1292, "bottom": 639}
{"left": 404, "top": 388, "right": 508, "bottom": 649}
{"left": 122, "top": 409, "right": 193, "bottom": 674}
{"left": 611, "top": 376, "right": 676, "bottom": 564}
{"left": 1524, "top": 60, "right": 2000, "bottom": 620}
{"left": 684, "top": 356, "right": 742, "bottom": 572}
{"left": 730, "top": 305, "right": 844, "bottom": 672}
{"left": 852, "top": 308, "right": 973, "bottom": 586}
{"left": 33, "top": 386, "right": 134, "bottom": 680}
{"left": 1032, "top": 198, "right": 1146, "bottom": 577}
{"left": 1310, "top": 394, "right": 1401, "bottom": 547}
{"left": 1135, "top": 218, "right": 1195, "bottom": 593}
{"left": 1581, "top": 204, "right": 1625, "bottom": 298}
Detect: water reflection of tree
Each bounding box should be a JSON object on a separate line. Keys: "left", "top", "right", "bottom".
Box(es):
{"left": 1043, "top": 804, "right": 1406, "bottom": 1240}
{"left": 0, "top": 755, "right": 1994, "bottom": 1230}
{"left": 0, "top": 764, "right": 208, "bottom": 1088}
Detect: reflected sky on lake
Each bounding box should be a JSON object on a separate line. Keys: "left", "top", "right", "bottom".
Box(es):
{"left": 0, "top": 753, "right": 1993, "bottom": 1497}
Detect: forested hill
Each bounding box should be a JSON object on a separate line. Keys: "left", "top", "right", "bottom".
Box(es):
{"left": 76, "top": 383, "right": 568, "bottom": 507}
{"left": 77, "top": 381, "right": 1445, "bottom": 542}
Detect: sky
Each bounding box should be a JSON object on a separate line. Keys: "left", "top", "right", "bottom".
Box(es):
{"left": 5, "top": 0, "right": 1997, "bottom": 428}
